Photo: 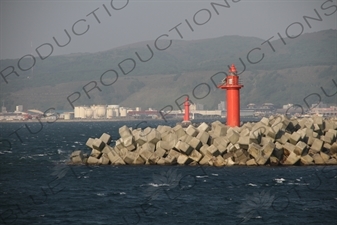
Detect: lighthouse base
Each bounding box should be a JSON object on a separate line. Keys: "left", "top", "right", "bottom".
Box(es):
{"left": 181, "top": 120, "right": 192, "bottom": 127}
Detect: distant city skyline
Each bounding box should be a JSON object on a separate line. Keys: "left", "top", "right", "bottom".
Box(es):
{"left": 1, "top": 0, "right": 336, "bottom": 60}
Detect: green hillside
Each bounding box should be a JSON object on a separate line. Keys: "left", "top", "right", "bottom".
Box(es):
{"left": 0, "top": 29, "right": 336, "bottom": 111}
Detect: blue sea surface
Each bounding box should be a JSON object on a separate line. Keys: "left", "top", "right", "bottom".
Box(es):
{"left": 0, "top": 121, "right": 336, "bottom": 225}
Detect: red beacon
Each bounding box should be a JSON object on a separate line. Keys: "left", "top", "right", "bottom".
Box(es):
{"left": 218, "top": 64, "right": 244, "bottom": 127}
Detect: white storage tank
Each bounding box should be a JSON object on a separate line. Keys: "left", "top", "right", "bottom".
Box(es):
{"left": 107, "top": 108, "right": 114, "bottom": 118}
{"left": 85, "top": 108, "right": 93, "bottom": 118}
{"left": 96, "top": 105, "right": 106, "bottom": 118}
{"left": 79, "top": 107, "right": 86, "bottom": 119}
{"left": 119, "top": 107, "right": 127, "bottom": 117}
{"left": 74, "top": 106, "right": 81, "bottom": 118}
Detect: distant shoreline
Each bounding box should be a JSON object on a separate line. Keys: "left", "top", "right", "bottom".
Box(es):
{"left": 0, "top": 116, "right": 262, "bottom": 124}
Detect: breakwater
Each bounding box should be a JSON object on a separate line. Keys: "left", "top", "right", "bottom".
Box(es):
{"left": 70, "top": 115, "right": 337, "bottom": 166}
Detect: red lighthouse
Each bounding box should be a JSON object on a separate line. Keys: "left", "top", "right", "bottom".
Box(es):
{"left": 182, "top": 96, "right": 191, "bottom": 124}
{"left": 218, "top": 64, "right": 244, "bottom": 127}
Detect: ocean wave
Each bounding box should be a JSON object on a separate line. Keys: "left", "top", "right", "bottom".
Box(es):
{"left": 274, "top": 178, "right": 286, "bottom": 184}
{"left": 196, "top": 175, "right": 208, "bottom": 178}
{"left": 147, "top": 182, "right": 170, "bottom": 187}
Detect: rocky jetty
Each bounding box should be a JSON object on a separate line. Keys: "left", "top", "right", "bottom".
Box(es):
{"left": 70, "top": 115, "right": 337, "bottom": 166}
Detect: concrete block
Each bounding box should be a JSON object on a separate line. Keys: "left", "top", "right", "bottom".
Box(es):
{"left": 304, "top": 118, "right": 314, "bottom": 129}
{"left": 320, "top": 152, "right": 330, "bottom": 164}
{"left": 133, "top": 155, "right": 145, "bottom": 165}
{"left": 102, "top": 145, "right": 113, "bottom": 154}
{"left": 260, "top": 117, "right": 269, "bottom": 125}
{"left": 327, "top": 128, "right": 337, "bottom": 137}
{"left": 273, "top": 142, "right": 284, "bottom": 160}
{"left": 148, "top": 154, "right": 160, "bottom": 164}
{"left": 312, "top": 153, "right": 325, "bottom": 165}
{"left": 179, "top": 134, "right": 193, "bottom": 144}
{"left": 118, "top": 147, "right": 128, "bottom": 158}
{"left": 70, "top": 150, "right": 84, "bottom": 164}
{"left": 107, "top": 150, "right": 125, "bottom": 165}
{"left": 115, "top": 139, "right": 124, "bottom": 150}
{"left": 119, "top": 125, "right": 132, "bottom": 138}
{"left": 311, "top": 138, "right": 323, "bottom": 152}
{"left": 325, "top": 120, "right": 336, "bottom": 130}
{"left": 178, "top": 141, "right": 194, "bottom": 155}
{"left": 283, "top": 142, "right": 296, "bottom": 156}
{"left": 225, "top": 157, "right": 235, "bottom": 166}
{"left": 147, "top": 129, "right": 161, "bottom": 144}
{"left": 142, "top": 142, "right": 156, "bottom": 152}
{"left": 207, "top": 145, "right": 220, "bottom": 157}
{"left": 307, "top": 136, "right": 315, "bottom": 146}
{"left": 267, "top": 124, "right": 282, "bottom": 139}
{"left": 289, "top": 132, "right": 301, "bottom": 145}
{"left": 155, "top": 147, "right": 167, "bottom": 158}
{"left": 196, "top": 131, "right": 210, "bottom": 145}
{"left": 165, "top": 155, "right": 177, "bottom": 165}
{"left": 188, "top": 137, "right": 202, "bottom": 150}
{"left": 87, "top": 156, "right": 99, "bottom": 165}
{"left": 167, "top": 149, "right": 180, "bottom": 158}
{"left": 260, "top": 136, "right": 274, "bottom": 146}
{"left": 213, "top": 123, "right": 227, "bottom": 137}
{"left": 99, "top": 133, "right": 111, "bottom": 145}
{"left": 294, "top": 141, "right": 307, "bottom": 156}
{"left": 211, "top": 120, "right": 222, "bottom": 130}
{"left": 173, "top": 124, "right": 186, "bottom": 138}
{"left": 197, "top": 122, "right": 210, "bottom": 132}
{"left": 189, "top": 150, "right": 203, "bottom": 162}
{"left": 199, "top": 145, "right": 211, "bottom": 157}
{"left": 234, "top": 149, "right": 249, "bottom": 165}
{"left": 270, "top": 156, "right": 279, "bottom": 166}
{"left": 246, "top": 158, "right": 257, "bottom": 166}
{"left": 86, "top": 137, "right": 95, "bottom": 149}
{"left": 276, "top": 131, "right": 289, "bottom": 145}
{"left": 134, "top": 131, "right": 147, "bottom": 146}
{"left": 100, "top": 153, "right": 110, "bottom": 165}
{"left": 313, "top": 124, "right": 321, "bottom": 133}
{"left": 213, "top": 137, "right": 229, "bottom": 148}
{"left": 92, "top": 138, "right": 105, "bottom": 151}
{"left": 330, "top": 143, "right": 337, "bottom": 154}
{"left": 122, "top": 135, "right": 136, "bottom": 151}
{"left": 320, "top": 135, "right": 332, "bottom": 144}
{"left": 313, "top": 116, "right": 324, "bottom": 130}
{"left": 255, "top": 141, "right": 274, "bottom": 165}
{"left": 323, "top": 143, "right": 331, "bottom": 152}
{"left": 227, "top": 130, "right": 240, "bottom": 144}
{"left": 199, "top": 155, "right": 211, "bottom": 165}
{"left": 185, "top": 125, "right": 198, "bottom": 137}
{"left": 325, "top": 131, "right": 336, "bottom": 142}
{"left": 156, "top": 140, "right": 170, "bottom": 151}
{"left": 213, "top": 155, "right": 226, "bottom": 167}
{"left": 156, "top": 157, "right": 166, "bottom": 165}
{"left": 139, "top": 148, "right": 153, "bottom": 161}
{"left": 282, "top": 151, "right": 300, "bottom": 165}
{"left": 177, "top": 154, "right": 193, "bottom": 165}
{"left": 300, "top": 154, "right": 314, "bottom": 165}
{"left": 90, "top": 149, "right": 102, "bottom": 158}
{"left": 249, "top": 129, "right": 261, "bottom": 144}
{"left": 248, "top": 143, "right": 262, "bottom": 160}
{"left": 123, "top": 152, "right": 139, "bottom": 164}
{"left": 217, "top": 144, "right": 228, "bottom": 155}
{"left": 252, "top": 122, "right": 268, "bottom": 136}
{"left": 240, "top": 128, "right": 250, "bottom": 137}
{"left": 157, "top": 125, "right": 172, "bottom": 134}
{"left": 326, "top": 158, "right": 337, "bottom": 165}
{"left": 162, "top": 131, "right": 178, "bottom": 143}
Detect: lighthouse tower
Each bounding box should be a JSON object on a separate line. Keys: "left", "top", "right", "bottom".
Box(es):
{"left": 218, "top": 64, "right": 244, "bottom": 127}
{"left": 182, "top": 96, "right": 191, "bottom": 125}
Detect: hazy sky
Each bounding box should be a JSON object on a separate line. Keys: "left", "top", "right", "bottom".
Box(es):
{"left": 0, "top": 0, "right": 336, "bottom": 60}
